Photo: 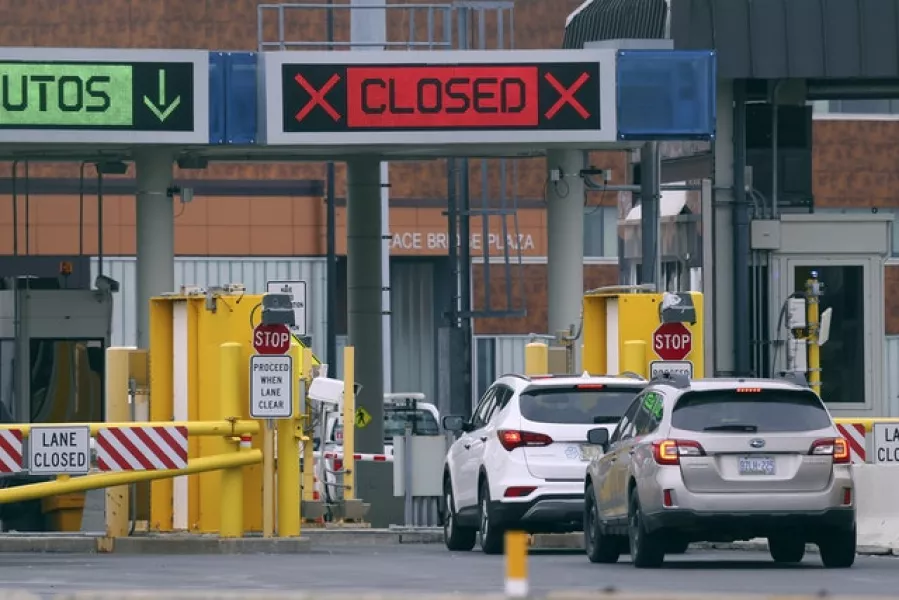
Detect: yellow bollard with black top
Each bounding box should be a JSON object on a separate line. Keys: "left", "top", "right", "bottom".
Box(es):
{"left": 218, "top": 342, "right": 244, "bottom": 538}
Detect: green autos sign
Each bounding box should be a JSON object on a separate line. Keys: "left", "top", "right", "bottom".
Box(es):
{"left": 0, "top": 50, "right": 208, "bottom": 144}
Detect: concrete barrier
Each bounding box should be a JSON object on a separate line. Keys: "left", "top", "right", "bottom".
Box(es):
{"left": 854, "top": 464, "right": 899, "bottom": 549}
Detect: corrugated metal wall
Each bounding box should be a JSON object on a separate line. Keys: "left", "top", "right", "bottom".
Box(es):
{"left": 91, "top": 256, "right": 329, "bottom": 361}
{"left": 390, "top": 261, "right": 437, "bottom": 401}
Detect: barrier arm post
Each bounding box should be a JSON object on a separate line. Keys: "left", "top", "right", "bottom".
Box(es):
{"left": 104, "top": 348, "right": 132, "bottom": 539}
{"left": 806, "top": 273, "right": 822, "bottom": 396}
{"left": 219, "top": 342, "right": 244, "bottom": 538}
{"left": 343, "top": 346, "right": 356, "bottom": 502}
{"left": 276, "top": 342, "right": 302, "bottom": 537}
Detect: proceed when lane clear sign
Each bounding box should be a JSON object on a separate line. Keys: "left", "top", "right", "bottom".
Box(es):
{"left": 250, "top": 355, "right": 294, "bottom": 419}
{"left": 28, "top": 425, "right": 91, "bottom": 475}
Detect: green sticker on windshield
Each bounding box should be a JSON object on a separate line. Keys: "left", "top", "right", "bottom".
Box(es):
{"left": 643, "top": 392, "right": 664, "bottom": 420}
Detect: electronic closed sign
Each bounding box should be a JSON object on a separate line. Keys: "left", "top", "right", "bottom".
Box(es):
{"left": 281, "top": 62, "right": 601, "bottom": 133}
{"left": 0, "top": 49, "right": 209, "bottom": 144}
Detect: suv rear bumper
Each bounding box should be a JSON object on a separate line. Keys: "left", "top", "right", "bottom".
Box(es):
{"left": 643, "top": 507, "right": 855, "bottom": 540}
{"left": 490, "top": 494, "right": 583, "bottom": 533}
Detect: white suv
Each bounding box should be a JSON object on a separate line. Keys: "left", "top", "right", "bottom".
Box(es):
{"left": 441, "top": 373, "right": 646, "bottom": 554}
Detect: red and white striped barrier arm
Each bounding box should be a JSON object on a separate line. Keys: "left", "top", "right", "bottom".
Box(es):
{"left": 0, "top": 429, "right": 24, "bottom": 474}
{"left": 836, "top": 423, "right": 867, "bottom": 464}
{"left": 96, "top": 425, "right": 189, "bottom": 471}
{"left": 322, "top": 451, "right": 393, "bottom": 462}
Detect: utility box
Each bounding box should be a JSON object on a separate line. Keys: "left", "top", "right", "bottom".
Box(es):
{"left": 582, "top": 287, "right": 704, "bottom": 380}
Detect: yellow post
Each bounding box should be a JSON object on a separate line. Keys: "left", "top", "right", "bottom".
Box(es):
{"left": 504, "top": 531, "right": 529, "bottom": 598}
{"left": 104, "top": 348, "right": 132, "bottom": 539}
{"left": 806, "top": 274, "right": 822, "bottom": 396}
{"left": 301, "top": 347, "right": 315, "bottom": 504}
{"left": 524, "top": 341, "right": 549, "bottom": 376}
{"left": 622, "top": 340, "right": 648, "bottom": 378}
{"left": 276, "top": 342, "right": 302, "bottom": 537}
{"left": 219, "top": 342, "right": 244, "bottom": 538}
{"left": 262, "top": 422, "right": 275, "bottom": 538}
{"left": 342, "top": 346, "right": 356, "bottom": 501}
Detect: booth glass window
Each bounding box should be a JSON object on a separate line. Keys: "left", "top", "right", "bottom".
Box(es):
{"left": 793, "top": 266, "right": 865, "bottom": 404}
{"left": 29, "top": 338, "right": 105, "bottom": 423}
{"left": 584, "top": 206, "right": 618, "bottom": 258}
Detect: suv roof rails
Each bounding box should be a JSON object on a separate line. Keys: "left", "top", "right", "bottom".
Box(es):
{"left": 775, "top": 371, "right": 810, "bottom": 388}
{"left": 499, "top": 373, "right": 532, "bottom": 381}
{"left": 650, "top": 371, "right": 691, "bottom": 389}
{"left": 619, "top": 371, "right": 648, "bottom": 380}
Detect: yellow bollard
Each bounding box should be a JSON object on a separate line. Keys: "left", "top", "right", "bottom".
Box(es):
{"left": 262, "top": 422, "right": 275, "bottom": 538}
{"left": 524, "top": 341, "right": 549, "bottom": 376}
{"left": 342, "top": 346, "right": 356, "bottom": 502}
{"left": 622, "top": 340, "right": 648, "bottom": 378}
{"left": 806, "top": 275, "right": 822, "bottom": 396}
{"left": 504, "top": 530, "right": 529, "bottom": 598}
{"left": 104, "top": 348, "right": 132, "bottom": 539}
{"left": 301, "top": 347, "right": 315, "bottom": 504}
{"left": 218, "top": 342, "right": 244, "bottom": 538}
{"left": 276, "top": 342, "right": 302, "bottom": 537}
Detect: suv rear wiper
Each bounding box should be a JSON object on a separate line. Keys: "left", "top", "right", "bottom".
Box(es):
{"left": 702, "top": 424, "right": 758, "bottom": 433}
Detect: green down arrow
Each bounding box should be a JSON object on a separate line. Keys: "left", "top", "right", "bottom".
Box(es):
{"left": 143, "top": 68, "right": 181, "bottom": 122}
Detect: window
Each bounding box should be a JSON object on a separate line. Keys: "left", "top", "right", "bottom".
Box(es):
{"left": 383, "top": 408, "right": 440, "bottom": 438}
{"left": 519, "top": 385, "right": 644, "bottom": 425}
{"left": 612, "top": 396, "right": 643, "bottom": 443}
{"left": 794, "top": 265, "right": 865, "bottom": 404}
{"left": 471, "top": 387, "right": 498, "bottom": 428}
{"left": 815, "top": 208, "right": 899, "bottom": 257}
{"left": 671, "top": 389, "right": 832, "bottom": 433}
{"left": 0, "top": 339, "right": 13, "bottom": 421}
{"left": 30, "top": 338, "right": 104, "bottom": 423}
{"left": 827, "top": 99, "right": 899, "bottom": 115}
{"left": 634, "top": 392, "right": 664, "bottom": 436}
{"left": 584, "top": 206, "right": 618, "bottom": 258}
{"left": 489, "top": 386, "right": 514, "bottom": 419}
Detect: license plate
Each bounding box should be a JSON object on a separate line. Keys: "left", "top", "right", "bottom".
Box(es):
{"left": 738, "top": 456, "right": 775, "bottom": 475}
{"left": 580, "top": 444, "right": 603, "bottom": 462}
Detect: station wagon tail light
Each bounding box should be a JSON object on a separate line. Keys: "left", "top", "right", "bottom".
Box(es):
{"left": 809, "top": 438, "right": 850, "bottom": 464}
{"left": 735, "top": 387, "right": 762, "bottom": 393}
{"left": 577, "top": 384, "right": 605, "bottom": 390}
{"left": 652, "top": 439, "right": 705, "bottom": 466}
{"left": 498, "top": 430, "right": 553, "bottom": 452}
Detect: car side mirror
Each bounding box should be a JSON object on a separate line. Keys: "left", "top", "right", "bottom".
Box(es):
{"left": 587, "top": 427, "right": 610, "bottom": 451}
{"left": 442, "top": 415, "right": 467, "bottom": 432}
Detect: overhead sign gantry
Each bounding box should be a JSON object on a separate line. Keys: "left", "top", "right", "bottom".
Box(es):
{"left": 258, "top": 49, "right": 619, "bottom": 153}
{"left": 0, "top": 48, "right": 209, "bottom": 144}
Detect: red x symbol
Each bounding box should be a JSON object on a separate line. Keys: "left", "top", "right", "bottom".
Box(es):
{"left": 295, "top": 73, "right": 342, "bottom": 123}
{"left": 544, "top": 72, "right": 591, "bottom": 120}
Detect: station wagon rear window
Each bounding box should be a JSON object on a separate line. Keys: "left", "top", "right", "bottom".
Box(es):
{"left": 519, "top": 386, "right": 644, "bottom": 425}
{"left": 671, "top": 389, "right": 832, "bottom": 433}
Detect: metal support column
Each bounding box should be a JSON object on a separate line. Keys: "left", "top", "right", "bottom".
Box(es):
{"left": 134, "top": 150, "right": 174, "bottom": 349}
{"left": 639, "top": 142, "right": 661, "bottom": 287}
{"left": 546, "top": 149, "right": 585, "bottom": 370}
{"left": 732, "top": 80, "right": 751, "bottom": 376}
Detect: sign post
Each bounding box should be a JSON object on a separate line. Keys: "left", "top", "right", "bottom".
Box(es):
{"left": 0, "top": 48, "right": 208, "bottom": 144}
{"left": 650, "top": 322, "right": 694, "bottom": 378}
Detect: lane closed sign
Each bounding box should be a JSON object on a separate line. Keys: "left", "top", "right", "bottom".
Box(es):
{"left": 874, "top": 423, "right": 899, "bottom": 464}
{"left": 29, "top": 425, "right": 91, "bottom": 475}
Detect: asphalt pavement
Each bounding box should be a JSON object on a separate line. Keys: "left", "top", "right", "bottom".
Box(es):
{"left": 2, "top": 544, "right": 899, "bottom": 596}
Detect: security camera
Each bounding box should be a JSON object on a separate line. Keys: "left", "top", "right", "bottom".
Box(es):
{"left": 308, "top": 377, "right": 346, "bottom": 409}
{"left": 94, "top": 274, "right": 120, "bottom": 293}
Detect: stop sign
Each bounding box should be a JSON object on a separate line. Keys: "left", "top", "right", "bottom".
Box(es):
{"left": 253, "top": 323, "right": 291, "bottom": 355}
{"left": 652, "top": 322, "right": 692, "bottom": 361}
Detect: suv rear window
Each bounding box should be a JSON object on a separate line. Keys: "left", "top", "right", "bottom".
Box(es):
{"left": 519, "top": 386, "right": 644, "bottom": 425}
{"left": 671, "top": 389, "right": 832, "bottom": 433}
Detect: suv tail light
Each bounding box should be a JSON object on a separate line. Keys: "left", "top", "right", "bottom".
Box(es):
{"left": 498, "top": 430, "right": 553, "bottom": 452}
{"left": 333, "top": 458, "right": 343, "bottom": 471}
{"left": 809, "top": 438, "right": 850, "bottom": 464}
{"left": 652, "top": 439, "right": 705, "bottom": 466}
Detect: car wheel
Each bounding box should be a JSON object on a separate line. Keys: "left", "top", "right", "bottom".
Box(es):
{"left": 478, "top": 479, "right": 505, "bottom": 555}
{"left": 628, "top": 492, "right": 664, "bottom": 568}
{"left": 768, "top": 535, "right": 805, "bottom": 564}
{"left": 443, "top": 478, "right": 476, "bottom": 551}
{"left": 584, "top": 485, "right": 620, "bottom": 564}
{"left": 666, "top": 537, "right": 690, "bottom": 554}
{"left": 818, "top": 525, "right": 856, "bottom": 569}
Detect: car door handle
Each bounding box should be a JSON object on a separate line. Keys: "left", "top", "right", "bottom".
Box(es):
{"left": 463, "top": 444, "right": 471, "bottom": 450}
{"left": 628, "top": 449, "right": 636, "bottom": 456}
{"left": 479, "top": 436, "right": 488, "bottom": 442}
